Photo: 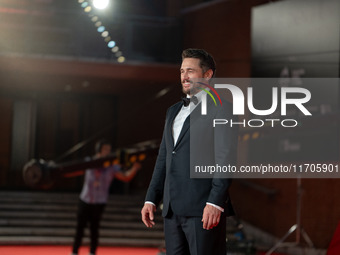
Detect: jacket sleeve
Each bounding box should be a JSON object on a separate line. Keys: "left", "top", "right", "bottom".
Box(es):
{"left": 207, "top": 100, "right": 238, "bottom": 208}
{"left": 144, "top": 109, "right": 169, "bottom": 207}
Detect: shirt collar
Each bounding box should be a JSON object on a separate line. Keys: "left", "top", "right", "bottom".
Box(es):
{"left": 186, "top": 89, "right": 207, "bottom": 104}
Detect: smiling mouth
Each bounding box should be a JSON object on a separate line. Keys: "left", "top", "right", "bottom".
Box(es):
{"left": 182, "top": 80, "right": 192, "bottom": 87}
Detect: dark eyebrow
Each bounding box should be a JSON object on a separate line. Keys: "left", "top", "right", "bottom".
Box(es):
{"left": 180, "top": 67, "right": 195, "bottom": 71}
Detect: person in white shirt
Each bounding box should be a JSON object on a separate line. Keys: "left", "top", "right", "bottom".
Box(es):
{"left": 71, "top": 139, "right": 140, "bottom": 255}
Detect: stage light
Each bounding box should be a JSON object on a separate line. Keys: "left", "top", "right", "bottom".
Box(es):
{"left": 107, "top": 41, "right": 115, "bottom": 48}
{"left": 104, "top": 36, "right": 111, "bottom": 42}
{"left": 93, "top": 0, "right": 109, "bottom": 10}
{"left": 242, "top": 134, "right": 250, "bottom": 141}
{"left": 78, "top": 0, "right": 126, "bottom": 63}
{"left": 155, "top": 87, "right": 171, "bottom": 98}
{"left": 252, "top": 132, "right": 260, "bottom": 139}
{"left": 97, "top": 26, "right": 105, "bottom": 32}
{"left": 111, "top": 46, "right": 119, "bottom": 53}
{"left": 101, "top": 31, "right": 109, "bottom": 37}
{"left": 117, "top": 56, "right": 125, "bottom": 63}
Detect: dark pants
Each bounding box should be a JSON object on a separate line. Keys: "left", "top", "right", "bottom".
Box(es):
{"left": 72, "top": 200, "right": 106, "bottom": 254}
{"left": 164, "top": 208, "right": 226, "bottom": 255}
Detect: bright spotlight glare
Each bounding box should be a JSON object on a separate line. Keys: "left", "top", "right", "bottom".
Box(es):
{"left": 93, "top": 0, "right": 109, "bottom": 10}
{"left": 117, "top": 56, "right": 125, "bottom": 63}
{"left": 101, "top": 31, "right": 109, "bottom": 37}
{"left": 97, "top": 26, "right": 105, "bottom": 32}
{"left": 81, "top": 2, "right": 88, "bottom": 8}
{"left": 107, "top": 41, "right": 116, "bottom": 48}
{"left": 112, "top": 46, "right": 119, "bottom": 53}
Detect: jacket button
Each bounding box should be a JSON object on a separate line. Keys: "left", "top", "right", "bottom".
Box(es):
{"left": 172, "top": 151, "right": 176, "bottom": 154}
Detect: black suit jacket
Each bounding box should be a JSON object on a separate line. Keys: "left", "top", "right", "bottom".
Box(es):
{"left": 145, "top": 96, "right": 238, "bottom": 217}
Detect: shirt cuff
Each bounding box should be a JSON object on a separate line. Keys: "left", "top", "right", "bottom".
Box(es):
{"left": 145, "top": 201, "right": 156, "bottom": 206}
{"left": 206, "top": 202, "right": 224, "bottom": 212}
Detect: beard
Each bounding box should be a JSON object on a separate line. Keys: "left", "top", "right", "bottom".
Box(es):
{"left": 182, "top": 82, "right": 201, "bottom": 95}
{"left": 182, "top": 86, "right": 190, "bottom": 95}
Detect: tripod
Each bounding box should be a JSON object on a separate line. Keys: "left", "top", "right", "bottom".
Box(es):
{"left": 266, "top": 176, "right": 314, "bottom": 255}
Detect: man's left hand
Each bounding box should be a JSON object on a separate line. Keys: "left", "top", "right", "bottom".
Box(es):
{"left": 202, "top": 204, "right": 221, "bottom": 230}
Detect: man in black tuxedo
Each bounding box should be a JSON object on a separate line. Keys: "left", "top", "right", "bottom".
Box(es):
{"left": 141, "top": 48, "right": 238, "bottom": 255}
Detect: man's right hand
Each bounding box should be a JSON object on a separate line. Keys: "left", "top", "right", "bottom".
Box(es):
{"left": 141, "top": 203, "right": 156, "bottom": 228}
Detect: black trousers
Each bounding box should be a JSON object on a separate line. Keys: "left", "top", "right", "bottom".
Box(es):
{"left": 164, "top": 208, "right": 226, "bottom": 255}
{"left": 72, "top": 200, "right": 106, "bottom": 254}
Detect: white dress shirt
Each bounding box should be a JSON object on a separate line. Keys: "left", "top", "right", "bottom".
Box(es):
{"left": 172, "top": 91, "right": 202, "bottom": 145}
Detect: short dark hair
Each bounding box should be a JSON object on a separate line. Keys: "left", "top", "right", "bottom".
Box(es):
{"left": 95, "top": 139, "right": 111, "bottom": 153}
{"left": 182, "top": 48, "right": 216, "bottom": 77}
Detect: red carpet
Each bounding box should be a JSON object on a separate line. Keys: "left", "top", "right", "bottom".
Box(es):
{"left": 258, "top": 252, "right": 287, "bottom": 255}
{"left": 327, "top": 221, "right": 340, "bottom": 255}
{"left": 0, "top": 246, "right": 160, "bottom": 255}
{"left": 0, "top": 245, "right": 290, "bottom": 255}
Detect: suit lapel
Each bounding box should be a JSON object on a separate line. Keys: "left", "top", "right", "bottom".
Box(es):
{"left": 167, "top": 102, "right": 183, "bottom": 148}
{"left": 174, "top": 97, "right": 216, "bottom": 148}
{"left": 174, "top": 115, "right": 190, "bottom": 148}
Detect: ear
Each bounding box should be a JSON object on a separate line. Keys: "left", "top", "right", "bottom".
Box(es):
{"left": 204, "top": 69, "right": 213, "bottom": 79}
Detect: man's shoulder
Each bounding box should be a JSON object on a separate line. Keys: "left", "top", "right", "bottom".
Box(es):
{"left": 167, "top": 101, "right": 182, "bottom": 113}
{"left": 169, "top": 100, "right": 182, "bottom": 109}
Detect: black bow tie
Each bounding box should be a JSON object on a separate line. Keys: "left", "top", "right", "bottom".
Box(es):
{"left": 182, "top": 96, "right": 198, "bottom": 107}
